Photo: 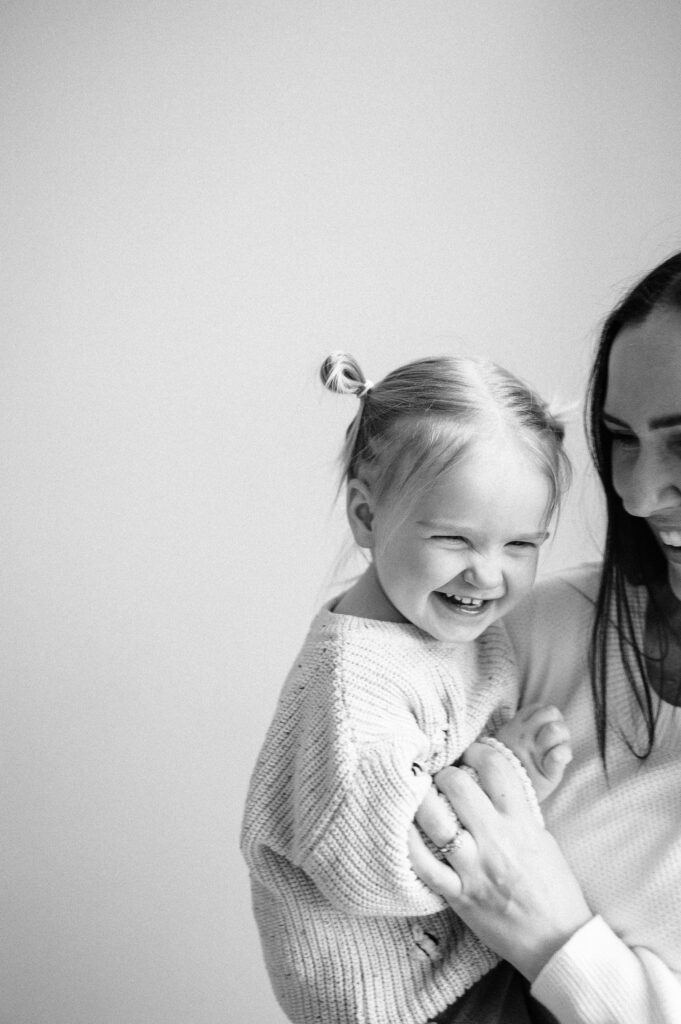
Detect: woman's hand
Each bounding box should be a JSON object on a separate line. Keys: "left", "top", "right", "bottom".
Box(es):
{"left": 409, "top": 741, "right": 593, "bottom": 982}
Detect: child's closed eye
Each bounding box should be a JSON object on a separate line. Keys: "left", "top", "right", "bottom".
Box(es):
{"left": 506, "top": 534, "right": 548, "bottom": 550}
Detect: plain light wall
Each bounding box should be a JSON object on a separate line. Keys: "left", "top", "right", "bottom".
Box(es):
{"left": 3, "top": 2, "right": 681, "bottom": 1021}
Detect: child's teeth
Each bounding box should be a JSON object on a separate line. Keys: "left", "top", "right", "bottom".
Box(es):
{"left": 660, "top": 529, "right": 681, "bottom": 547}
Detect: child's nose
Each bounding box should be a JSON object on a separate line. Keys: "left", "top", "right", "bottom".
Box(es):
{"left": 462, "top": 555, "right": 503, "bottom": 591}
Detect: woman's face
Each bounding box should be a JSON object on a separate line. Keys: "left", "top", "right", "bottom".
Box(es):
{"left": 604, "top": 306, "right": 681, "bottom": 593}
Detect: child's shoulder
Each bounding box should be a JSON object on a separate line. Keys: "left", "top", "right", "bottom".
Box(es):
{"left": 292, "top": 603, "right": 442, "bottom": 701}
{"left": 303, "top": 602, "right": 428, "bottom": 666}
{"left": 310, "top": 600, "right": 420, "bottom": 640}
{"left": 281, "top": 606, "right": 435, "bottom": 735}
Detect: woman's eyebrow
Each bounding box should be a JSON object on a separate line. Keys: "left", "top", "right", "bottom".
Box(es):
{"left": 649, "top": 413, "right": 681, "bottom": 429}
{"left": 603, "top": 411, "right": 681, "bottom": 430}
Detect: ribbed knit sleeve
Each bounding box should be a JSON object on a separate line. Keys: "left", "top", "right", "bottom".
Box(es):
{"left": 298, "top": 736, "right": 446, "bottom": 916}
{"left": 531, "top": 916, "right": 681, "bottom": 1024}
{"left": 291, "top": 628, "right": 450, "bottom": 916}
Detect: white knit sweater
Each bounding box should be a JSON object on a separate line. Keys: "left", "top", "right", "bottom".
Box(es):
{"left": 506, "top": 565, "right": 681, "bottom": 1024}
{"left": 241, "top": 604, "right": 520, "bottom": 1024}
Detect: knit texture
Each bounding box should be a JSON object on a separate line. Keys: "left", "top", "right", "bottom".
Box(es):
{"left": 506, "top": 565, "right": 681, "bottom": 1023}
{"left": 241, "top": 605, "right": 520, "bottom": 1024}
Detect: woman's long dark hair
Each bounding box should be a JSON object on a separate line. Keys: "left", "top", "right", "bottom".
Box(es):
{"left": 586, "top": 251, "right": 681, "bottom": 761}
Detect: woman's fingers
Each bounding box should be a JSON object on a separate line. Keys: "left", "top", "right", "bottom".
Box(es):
{"left": 407, "top": 825, "right": 463, "bottom": 901}
{"left": 413, "top": 781, "right": 464, "bottom": 847}
{"left": 456, "top": 742, "right": 538, "bottom": 820}
{"left": 429, "top": 762, "right": 502, "bottom": 843}
{"left": 413, "top": 777, "right": 479, "bottom": 874}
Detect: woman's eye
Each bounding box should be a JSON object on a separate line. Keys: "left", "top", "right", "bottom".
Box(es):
{"left": 433, "top": 535, "right": 466, "bottom": 545}
{"left": 608, "top": 430, "right": 638, "bottom": 450}
{"left": 507, "top": 540, "right": 536, "bottom": 550}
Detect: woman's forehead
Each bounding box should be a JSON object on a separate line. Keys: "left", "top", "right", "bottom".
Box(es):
{"left": 606, "top": 308, "right": 681, "bottom": 421}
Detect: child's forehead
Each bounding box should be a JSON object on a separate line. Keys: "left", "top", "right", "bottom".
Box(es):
{"left": 430, "top": 433, "right": 545, "bottom": 487}
{"left": 409, "top": 439, "right": 551, "bottom": 515}
{"left": 370, "top": 420, "right": 553, "bottom": 513}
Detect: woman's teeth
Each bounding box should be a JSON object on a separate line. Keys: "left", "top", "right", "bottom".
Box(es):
{"left": 660, "top": 529, "right": 681, "bottom": 548}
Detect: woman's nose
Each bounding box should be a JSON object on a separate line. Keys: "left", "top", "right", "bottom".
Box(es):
{"left": 616, "top": 448, "right": 681, "bottom": 518}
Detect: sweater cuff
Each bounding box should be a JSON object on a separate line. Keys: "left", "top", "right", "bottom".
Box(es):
{"left": 530, "top": 915, "right": 647, "bottom": 1023}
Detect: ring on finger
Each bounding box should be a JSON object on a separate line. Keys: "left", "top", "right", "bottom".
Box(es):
{"left": 437, "top": 827, "right": 466, "bottom": 857}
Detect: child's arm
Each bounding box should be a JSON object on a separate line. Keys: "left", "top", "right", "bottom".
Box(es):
{"left": 298, "top": 741, "right": 451, "bottom": 917}
{"left": 291, "top": 681, "right": 451, "bottom": 918}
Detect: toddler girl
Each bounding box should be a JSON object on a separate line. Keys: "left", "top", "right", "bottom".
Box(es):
{"left": 241, "top": 353, "right": 572, "bottom": 1024}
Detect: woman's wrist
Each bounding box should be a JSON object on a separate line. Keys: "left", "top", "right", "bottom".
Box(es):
{"left": 517, "top": 907, "right": 594, "bottom": 982}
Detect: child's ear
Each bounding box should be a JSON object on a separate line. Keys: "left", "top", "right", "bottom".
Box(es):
{"left": 346, "top": 478, "right": 375, "bottom": 548}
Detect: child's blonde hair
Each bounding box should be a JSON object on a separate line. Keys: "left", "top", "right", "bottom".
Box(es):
{"left": 320, "top": 351, "right": 570, "bottom": 519}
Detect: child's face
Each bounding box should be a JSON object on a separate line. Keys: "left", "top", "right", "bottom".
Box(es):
{"left": 369, "top": 436, "right": 551, "bottom": 642}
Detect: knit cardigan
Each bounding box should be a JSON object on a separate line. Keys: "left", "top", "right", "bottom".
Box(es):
{"left": 241, "top": 605, "right": 520, "bottom": 1024}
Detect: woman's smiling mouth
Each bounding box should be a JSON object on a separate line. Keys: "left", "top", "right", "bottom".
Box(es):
{"left": 659, "top": 529, "right": 681, "bottom": 548}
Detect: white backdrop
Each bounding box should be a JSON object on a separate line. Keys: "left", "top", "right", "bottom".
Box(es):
{"left": 3, "top": 3, "right": 681, "bottom": 1022}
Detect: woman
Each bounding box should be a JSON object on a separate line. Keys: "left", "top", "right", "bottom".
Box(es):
{"left": 410, "top": 251, "right": 681, "bottom": 1023}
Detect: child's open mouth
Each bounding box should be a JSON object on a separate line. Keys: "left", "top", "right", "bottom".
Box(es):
{"left": 437, "top": 593, "right": 488, "bottom": 614}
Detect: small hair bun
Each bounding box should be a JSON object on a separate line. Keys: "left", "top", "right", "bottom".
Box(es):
{"left": 320, "top": 352, "right": 371, "bottom": 398}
